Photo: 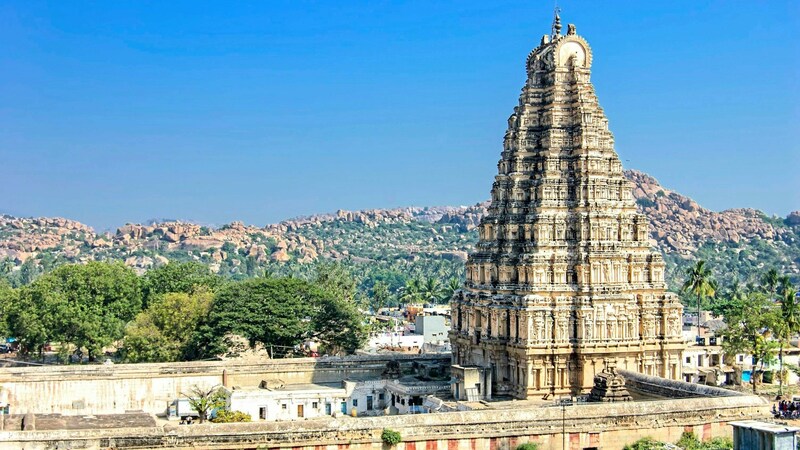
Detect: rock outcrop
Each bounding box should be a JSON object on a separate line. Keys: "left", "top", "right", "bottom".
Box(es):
{"left": 0, "top": 169, "right": 797, "bottom": 275}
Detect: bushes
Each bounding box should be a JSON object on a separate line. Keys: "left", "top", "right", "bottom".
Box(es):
{"left": 623, "top": 437, "right": 667, "bottom": 450}
{"left": 210, "top": 410, "right": 251, "bottom": 423}
{"left": 675, "top": 432, "right": 733, "bottom": 450}
{"left": 381, "top": 428, "right": 402, "bottom": 446}
{"left": 636, "top": 197, "right": 656, "bottom": 208}
{"left": 676, "top": 431, "right": 701, "bottom": 449}
{"left": 624, "top": 433, "right": 733, "bottom": 450}
{"left": 516, "top": 444, "right": 540, "bottom": 450}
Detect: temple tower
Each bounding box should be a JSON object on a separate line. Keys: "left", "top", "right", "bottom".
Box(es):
{"left": 449, "top": 16, "right": 685, "bottom": 399}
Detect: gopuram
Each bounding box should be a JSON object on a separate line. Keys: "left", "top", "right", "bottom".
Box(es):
{"left": 450, "top": 13, "right": 686, "bottom": 400}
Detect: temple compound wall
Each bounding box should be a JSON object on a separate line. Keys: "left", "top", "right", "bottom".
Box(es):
{"left": 0, "top": 376, "right": 770, "bottom": 450}
{"left": 0, "top": 355, "right": 449, "bottom": 416}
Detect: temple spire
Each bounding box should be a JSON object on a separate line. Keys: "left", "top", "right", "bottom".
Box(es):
{"left": 450, "top": 19, "right": 685, "bottom": 400}
{"left": 552, "top": 7, "right": 562, "bottom": 38}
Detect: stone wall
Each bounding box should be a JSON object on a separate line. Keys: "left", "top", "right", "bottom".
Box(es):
{"left": 619, "top": 369, "right": 742, "bottom": 398}
{"left": 0, "top": 394, "right": 770, "bottom": 450}
{"left": 0, "top": 355, "right": 449, "bottom": 416}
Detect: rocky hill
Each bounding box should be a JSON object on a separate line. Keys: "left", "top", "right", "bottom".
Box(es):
{"left": 1, "top": 170, "right": 798, "bottom": 291}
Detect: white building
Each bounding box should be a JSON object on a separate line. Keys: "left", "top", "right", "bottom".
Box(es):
{"left": 224, "top": 377, "right": 450, "bottom": 421}
{"left": 226, "top": 381, "right": 350, "bottom": 421}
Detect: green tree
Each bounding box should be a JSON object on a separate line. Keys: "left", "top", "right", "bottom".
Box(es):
{"left": 681, "top": 260, "right": 716, "bottom": 337}
{"left": 776, "top": 286, "right": 800, "bottom": 394}
{"left": 5, "top": 279, "right": 55, "bottom": 355}
{"left": 192, "top": 275, "right": 367, "bottom": 359}
{"left": 710, "top": 278, "right": 744, "bottom": 318}
{"left": 313, "top": 262, "right": 358, "bottom": 303}
{"left": 0, "top": 258, "right": 15, "bottom": 279}
{"left": 16, "top": 259, "right": 42, "bottom": 287}
{"left": 0, "top": 280, "right": 16, "bottom": 338}
{"left": 9, "top": 262, "right": 142, "bottom": 360}
{"left": 369, "top": 281, "right": 391, "bottom": 312}
{"left": 761, "top": 268, "right": 780, "bottom": 299}
{"left": 400, "top": 278, "right": 424, "bottom": 304}
{"left": 311, "top": 294, "right": 366, "bottom": 355}
{"left": 184, "top": 385, "right": 226, "bottom": 423}
{"left": 421, "top": 277, "right": 445, "bottom": 304}
{"left": 141, "top": 261, "right": 220, "bottom": 307}
{"left": 719, "top": 290, "right": 778, "bottom": 393}
{"left": 443, "top": 277, "right": 461, "bottom": 301}
{"left": 192, "top": 277, "right": 318, "bottom": 357}
{"left": 312, "top": 263, "right": 367, "bottom": 354}
{"left": 121, "top": 290, "right": 213, "bottom": 363}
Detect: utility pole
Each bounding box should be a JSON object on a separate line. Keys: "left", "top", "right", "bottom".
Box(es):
{"left": 559, "top": 397, "right": 573, "bottom": 450}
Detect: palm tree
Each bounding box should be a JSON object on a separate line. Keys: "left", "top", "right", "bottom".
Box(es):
{"left": 778, "top": 287, "right": 800, "bottom": 395}
{"left": 421, "top": 277, "right": 445, "bottom": 304}
{"left": 761, "top": 268, "right": 780, "bottom": 300}
{"left": 443, "top": 277, "right": 462, "bottom": 301}
{"left": 681, "top": 260, "right": 716, "bottom": 338}
{"left": 778, "top": 275, "right": 793, "bottom": 298}
{"left": 399, "top": 278, "right": 424, "bottom": 304}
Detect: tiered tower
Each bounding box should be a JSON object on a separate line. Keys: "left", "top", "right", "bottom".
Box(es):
{"left": 449, "top": 15, "right": 685, "bottom": 399}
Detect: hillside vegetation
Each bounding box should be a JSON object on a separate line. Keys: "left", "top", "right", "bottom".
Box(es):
{"left": 1, "top": 170, "right": 798, "bottom": 296}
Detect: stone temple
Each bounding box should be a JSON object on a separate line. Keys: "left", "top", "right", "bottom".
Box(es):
{"left": 450, "top": 14, "right": 686, "bottom": 400}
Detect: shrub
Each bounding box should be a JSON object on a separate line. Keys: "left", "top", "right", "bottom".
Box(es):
{"left": 381, "top": 428, "right": 402, "bottom": 446}
{"left": 676, "top": 431, "right": 701, "bottom": 450}
{"left": 516, "top": 444, "right": 540, "bottom": 450}
{"left": 210, "top": 410, "right": 252, "bottom": 423}
{"left": 623, "top": 437, "right": 667, "bottom": 450}
{"left": 636, "top": 198, "right": 656, "bottom": 208}
{"left": 700, "top": 437, "right": 733, "bottom": 450}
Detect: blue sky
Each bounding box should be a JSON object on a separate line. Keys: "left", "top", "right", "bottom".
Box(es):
{"left": 1, "top": 1, "right": 798, "bottom": 230}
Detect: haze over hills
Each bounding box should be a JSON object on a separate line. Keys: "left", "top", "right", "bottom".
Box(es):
{"left": 1, "top": 170, "right": 798, "bottom": 292}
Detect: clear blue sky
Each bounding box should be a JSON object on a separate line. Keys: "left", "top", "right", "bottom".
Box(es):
{"left": 1, "top": 1, "right": 798, "bottom": 231}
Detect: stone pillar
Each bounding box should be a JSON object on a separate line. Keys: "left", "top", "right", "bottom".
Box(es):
{"left": 22, "top": 413, "right": 35, "bottom": 431}
{"left": 485, "top": 366, "right": 493, "bottom": 400}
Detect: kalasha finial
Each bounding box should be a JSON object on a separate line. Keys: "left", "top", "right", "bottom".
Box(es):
{"left": 552, "top": 7, "right": 562, "bottom": 38}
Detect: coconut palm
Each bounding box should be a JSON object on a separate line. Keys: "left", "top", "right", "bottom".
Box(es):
{"left": 421, "top": 277, "right": 445, "bottom": 304}
{"left": 761, "top": 268, "right": 780, "bottom": 300}
{"left": 778, "top": 287, "right": 800, "bottom": 395}
{"left": 681, "top": 260, "right": 716, "bottom": 338}
{"left": 778, "top": 275, "right": 793, "bottom": 298}
{"left": 443, "top": 277, "right": 462, "bottom": 301}
{"left": 399, "top": 278, "right": 424, "bottom": 304}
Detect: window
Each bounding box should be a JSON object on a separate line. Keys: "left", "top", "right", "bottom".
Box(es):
{"left": 378, "top": 393, "right": 385, "bottom": 401}
{"left": 352, "top": 399, "right": 358, "bottom": 407}
{"left": 685, "top": 357, "right": 691, "bottom": 364}
{"left": 281, "top": 404, "right": 287, "bottom": 410}
{"left": 312, "top": 402, "right": 318, "bottom": 409}
{"left": 259, "top": 407, "right": 267, "bottom": 420}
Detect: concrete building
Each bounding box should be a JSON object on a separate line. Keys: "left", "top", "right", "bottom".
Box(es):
{"left": 226, "top": 382, "right": 349, "bottom": 421}
{"left": 415, "top": 315, "right": 448, "bottom": 345}
{"left": 224, "top": 377, "right": 450, "bottom": 421}
{"left": 731, "top": 421, "right": 800, "bottom": 450}
{"left": 450, "top": 14, "right": 685, "bottom": 399}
